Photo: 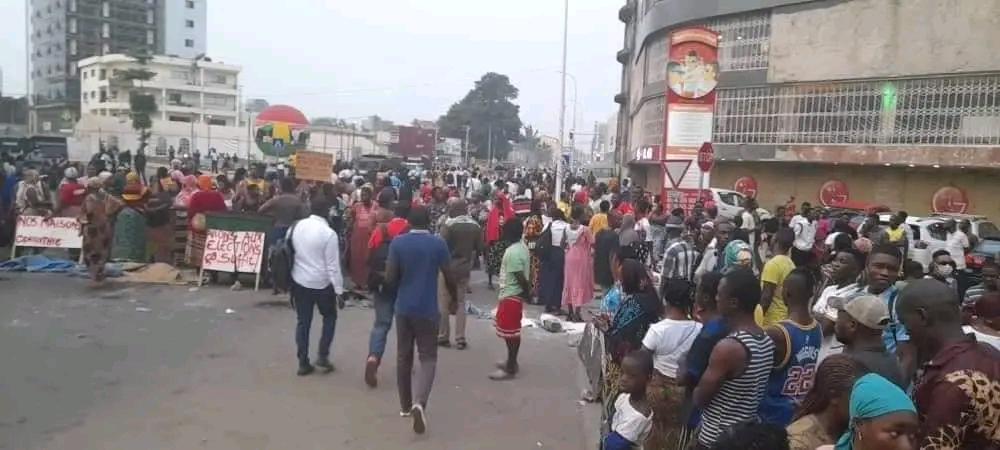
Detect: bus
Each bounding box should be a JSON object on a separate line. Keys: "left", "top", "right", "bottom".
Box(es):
{"left": 584, "top": 160, "right": 617, "bottom": 185}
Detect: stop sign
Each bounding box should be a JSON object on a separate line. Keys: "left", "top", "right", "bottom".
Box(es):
{"left": 697, "top": 142, "right": 714, "bottom": 172}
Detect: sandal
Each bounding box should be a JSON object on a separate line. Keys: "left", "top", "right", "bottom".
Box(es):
{"left": 455, "top": 339, "right": 467, "bottom": 350}
{"left": 488, "top": 369, "right": 516, "bottom": 380}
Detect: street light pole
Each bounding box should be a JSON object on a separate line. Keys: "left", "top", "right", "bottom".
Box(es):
{"left": 554, "top": 0, "right": 569, "bottom": 202}
{"left": 463, "top": 125, "right": 470, "bottom": 167}
{"left": 24, "top": 0, "right": 35, "bottom": 135}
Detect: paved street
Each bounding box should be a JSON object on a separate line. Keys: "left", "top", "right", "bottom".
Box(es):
{"left": 0, "top": 272, "right": 597, "bottom": 450}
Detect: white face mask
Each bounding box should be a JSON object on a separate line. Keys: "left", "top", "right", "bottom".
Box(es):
{"left": 936, "top": 263, "right": 954, "bottom": 276}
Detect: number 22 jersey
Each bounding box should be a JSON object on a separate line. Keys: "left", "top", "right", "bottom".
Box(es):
{"left": 758, "top": 320, "right": 823, "bottom": 426}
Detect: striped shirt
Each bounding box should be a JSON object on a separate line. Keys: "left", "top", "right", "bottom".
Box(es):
{"left": 661, "top": 238, "right": 699, "bottom": 281}
{"left": 963, "top": 283, "right": 988, "bottom": 308}
{"left": 697, "top": 330, "right": 776, "bottom": 447}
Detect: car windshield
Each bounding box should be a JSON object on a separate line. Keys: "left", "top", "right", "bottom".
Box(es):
{"left": 978, "top": 221, "right": 1000, "bottom": 238}
{"left": 974, "top": 238, "right": 1000, "bottom": 255}
{"left": 717, "top": 191, "right": 745, "bottom": 207}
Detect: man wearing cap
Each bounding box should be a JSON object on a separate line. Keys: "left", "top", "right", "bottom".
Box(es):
{"left": 828, "top": 295, "right": 906, "bottom": 388}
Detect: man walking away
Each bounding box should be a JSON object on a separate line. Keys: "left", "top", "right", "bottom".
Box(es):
{"left": 365, "top": 204, "right": 410, "bottom": 388}
{"left": 438, "top": 199, "right": 483, "bottom": 349}
{"left": 288, "top": 197, "right": 345, "bottom": 376}
{"left": 385, "top": 205, "right": 457, "bottom": 434}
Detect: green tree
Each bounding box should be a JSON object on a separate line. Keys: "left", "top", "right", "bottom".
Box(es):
{"left": 438, "top": 72, "right": 523, "bottom": 160}
{"left": 117, "top": 54, "right": 157, "bottom": 153}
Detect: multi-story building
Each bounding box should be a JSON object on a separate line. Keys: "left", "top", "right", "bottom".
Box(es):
{"left": 603, "top": 111, "right": 618, "bottom": 162}
{"left": 616, "top": 0, "right": 1000, "bottom": 216}
{"left": 77, "top": 54, "right": 240, "bottom": 126}
{"left": 158, "top": 0, "right": 206, "bottom": 59}
{"left": 30, "top": 0, "right": 159, "bottom": 133}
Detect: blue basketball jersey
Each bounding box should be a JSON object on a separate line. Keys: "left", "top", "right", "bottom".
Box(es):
{"left": 758, "top": 320, "right": 823, "bottom": 426}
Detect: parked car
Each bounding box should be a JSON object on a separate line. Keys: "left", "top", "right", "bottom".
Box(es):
{"left": 709, "top": 188, "right": 772, "bottom": 221}
{"left": 928, "top": 213, "right": 1000, "bottom": 239}
{"left": 875, "top": 214, "right": 953, "bottom": 272}
{"left": 966, "top": 236, "right": 1000, "bottom": 286}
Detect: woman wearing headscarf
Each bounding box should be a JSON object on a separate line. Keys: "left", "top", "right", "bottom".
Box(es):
{"left": 485, "top": 191, "right": 515, "bottom": 290}
{"left": 522, "top": 199, "right": 547, "bottom": 301}
{"left": 594, "top": 256, "right": 662, "bottom": 443}
{"left": 786, "top": 354, "right": 858, "bottom": 450}
{"left": 347, "top": 185, "right": 377, "bottom": 289}
{"left": 110, "top": 172, "right": 150, "bottom": 262}
{"left": 145, "top": 173, "right": 175, "bottom": 263}
{"left": 539, "top": 207, "right": 569, "bottom": 313}
{"left": 618, "top": 214, "right": 642, "bottom": 260}
{"left": 173, "top": 175, "right": 198, "bottom": 208}
{"left": 721, "top": 239, "right": 753, "bottom": 272}
{"left": 816, "top": 373, "right": 917, "bottom": 450}
{"left": 56, "top": 167, "right": 86, "bottom": 219}
{"left": 79, "top": 177, "right": 123, "bottom": 284}
{"left": 17, "top": 169, "right": 52, "bottom": 217}
{"left": 186, "top": 174, "right": 227, "bottom": 268}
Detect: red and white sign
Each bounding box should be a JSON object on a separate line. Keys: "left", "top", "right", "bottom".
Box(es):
{"left": 931, "top": 186, "right": 969, "bottom": 214}
{"left": 661, "top": 187, "right": 711, "bottom": 213}
{"left": 13, "top": 216, "right": 82, "bottom": 249}
{"left": 662, "top": 160, "right": 692, "bottom": 189}
{"left": 697, "top": 142, "right": 714, "bottom": 172}
{"left": 201, "top": 229, "right": 266, "bottom": 274}
{"left": 818, "top": 180, "right": 850, "bottom": 207}
{"left": 734, "top": 176, "right": 758, "bottom": 198}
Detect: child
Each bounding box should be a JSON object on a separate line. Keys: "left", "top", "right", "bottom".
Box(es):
{"left": 603, "top": 350, "right": 654, "bottom": 450}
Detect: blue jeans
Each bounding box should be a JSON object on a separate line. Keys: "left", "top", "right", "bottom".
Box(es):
{"left": 292, "top": 282, "right": 337, "bottom": 366}
{"left": 368, "top": 289, "right": 396, "bottom": 358}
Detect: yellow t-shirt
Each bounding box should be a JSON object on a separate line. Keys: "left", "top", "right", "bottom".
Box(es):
{"left": 558, "top": 201, "right": 571, "bottom": 219}
{"left": 887, "top": 226, "right": 905, "bottom": 242}
{"left": 759, "top": 254, "right": 796, "bottom": 327}
{"left": 589, "top": 213, "right": 609, "bottom": 234}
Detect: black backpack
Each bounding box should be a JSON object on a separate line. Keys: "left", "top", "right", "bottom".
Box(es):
{"left": 269, "top": 221, "right": 299, "bottom": 293}
{"left": 367, "top": 223, "right": 395, "bottom": 293}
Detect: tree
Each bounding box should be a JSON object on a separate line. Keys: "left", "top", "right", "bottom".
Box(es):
{"left": 117, "top": 54, "right": 156, "bottom": 153}
{"left": 438, "top": 72, "right": 523, "bottom": 161}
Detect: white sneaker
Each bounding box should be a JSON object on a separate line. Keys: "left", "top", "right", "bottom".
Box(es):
{"left": 410, "top": 404, "right": 426, "bottom": 434}
{"left": 399, "top": 409, "right": 411, "bottom": 417}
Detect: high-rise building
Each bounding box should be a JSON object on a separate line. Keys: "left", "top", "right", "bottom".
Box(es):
{"left": 158, "top": 0, "right": 206, "bottom": 59}
{"left": 30, "top": 0, "right": 158, "bottom": 133}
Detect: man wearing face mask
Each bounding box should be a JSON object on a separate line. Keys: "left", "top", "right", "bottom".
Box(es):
{"left": 927, "top": 249, "right": 959, "bottom": 296}
{"left": 963, "top": 261, "right": 999, "bottom": 311}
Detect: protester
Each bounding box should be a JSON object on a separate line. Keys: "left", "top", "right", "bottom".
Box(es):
{"left": 562, "top": 205, "right": 594, "bottom": 322}
{"left": 288, "top": 197, "right": 345, "bottom": 376}
{"left": 818, "top": 373, "right": 917, "bottom": 450}
{"left": 384, "top": 205, "right": 457, "bottom": 434}
{"left": 786, "top": 354, "right": 857, "bottom": 450}
{"left": 348, "top": 186, "right": 377, "bottom": 290}
{"left": 111, "top": 172, "right": 149, "bottom": 262}
{"left": 437, "top": 199, "right": 483, "bottom": 349}
{"left": 759, "top": 228, "right": 796, "bottom": 326}
{"left": 365, "top": 204, "right": 410, "bottom": 388}
{"left": 79, "top": 177, "right": 122, "bottom": 284}
{"left": 491, "top": 217, "right": 529, "bottom": 380}
{"left": 539, "top": 208, "right": 569, "bottom": 313}
{"left": 829, "top": 294, "right": 906, "bottom": 387}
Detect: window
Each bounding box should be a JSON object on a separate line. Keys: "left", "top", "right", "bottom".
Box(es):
{"left": 185, "top": 0, "right": 194, "bottom": 7}
{"left": 102, "top": 23, "right": 109, "bottom": 38}
{"left": 102, "top": 43, "right": 110, "bottom": 54}
{"left": 146, "top": 10, "right": 154, "bottom": 24}
{"left": 211, "top": 74, "right": 226, "bottom": 84}
{"left": 643, "top": 36, "right": 668, "bottom": 85}
{"left": 102, "top": 1, "right": 109, "bottom": 17}
{"left": 204, "top": 95, "right": 227, "bottom": 106}
{"left": 713, "top": 74, "right": 1000, "bottom": 146}
{"left": 99, "top": 69, "right": 106, "bottom": 80}
{"left": 184, "top": 39, "right": 194, "bottom": 48}
{"left": 703, "top": 13, "right": 771, "bottom": 72}
{"left": 155, "top": 137, "right": 168, "bottom": 156}
{"left": 185, "top": 20, "right": 194, "bottom": 28}
{"left": 179, "top": 137, "right": 190, "bottom": 152}
{"left": 167, "top": 93, "right": 182, "bottom": 104}
{"left": 69, "top": 0, "right": 76, "bottom": 12}
{"left": 717, "top": 191, "right": 745, "bottom": 208}
{"left": 146, "top": 30, "right": 154, "bottom": 45}
{"left": 170, "top": 70, "right": 189, "bottom": 80}
{"left": 641, "top": 97, "right": 665, "bottom": 146}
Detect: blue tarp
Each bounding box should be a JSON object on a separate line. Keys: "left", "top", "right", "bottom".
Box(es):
{"left": 0, "top": 255, "right": 124, "bottom": 277}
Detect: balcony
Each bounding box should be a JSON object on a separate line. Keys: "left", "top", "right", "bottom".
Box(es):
{"left": 616, "top": 48, "right": 629, "bottom": 64}
{"left": 614, "top": 93, "right": 627, "bottom": 105}
{"left": 618, "top": 1, "right": 634, "bottom": 23}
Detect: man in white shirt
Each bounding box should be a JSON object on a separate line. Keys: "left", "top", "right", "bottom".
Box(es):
{"left": 287, "top": 197, "right": 345, "bottom": 376}
{"left": 465, "top": 175, "right": 482, "bottom": 199}
{"left": 789, "top": 206, "right": 817, "bottom": 267}
{"left": 945, "top": 219, "right": 971, "bottom": 298}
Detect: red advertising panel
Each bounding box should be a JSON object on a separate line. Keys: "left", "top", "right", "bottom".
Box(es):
{"left": 931, "top": 186, "right": 969, "bottom": 213}
{"left": 818, "top": 179, "right": 850, "bottom": 207}
{"left": 391, "top": 126, "right": 436, "bottom": 158}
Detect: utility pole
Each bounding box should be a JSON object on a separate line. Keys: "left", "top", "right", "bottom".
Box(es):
{"left": 24, "top": 0, "right": 34, "bottom": 135}
{"left": 554, "top": 0, "right": 569, "bottom": 202}
{"left": 487, "top": 123, "right": 493, "bottom": 164}
{"left": 463, "top": 125, "right": 470, "bottom": 167}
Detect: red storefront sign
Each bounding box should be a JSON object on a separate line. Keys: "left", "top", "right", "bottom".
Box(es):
{"left": 818, "top": 179, "right": 850, "bottom": 207}
{"left": 631, "top": 145, "right": 664, "bottom": 163}
{"left": 734, "top": 176, "right": 758, "bottom": 198}
{"left": 661, "top": 187, "right": 711, "bottom": 213}
{"left": 931, "top": 186, "right": 969, "bottom": 213}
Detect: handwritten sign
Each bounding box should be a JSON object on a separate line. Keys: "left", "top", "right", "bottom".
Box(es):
{"left": 294, "top": 150, "right": 334, "bottom": 182}
{"left": 201, "top": 229, "right": 265, "bottom": 274}
{"left": 14, "top": 216, "right": 83, "bottom": 249}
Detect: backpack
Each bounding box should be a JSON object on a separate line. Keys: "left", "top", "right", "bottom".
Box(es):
{"left": 367, "top": 223, "right": 394, "bottom": 293}
{"left": 536, "top": 222, "right": 554, "bottom": 260}
{"left": 269, "top": 221, "right": 299, "bottom": 293}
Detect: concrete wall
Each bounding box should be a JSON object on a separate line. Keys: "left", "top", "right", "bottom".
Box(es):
{"left": 713, "top": 161, "right": 1000, "bottom": 218}
{"left": 769, "top": 0, "right": 1000, "bottom": 83}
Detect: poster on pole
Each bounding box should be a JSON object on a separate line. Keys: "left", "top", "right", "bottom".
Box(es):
{"left": 294, "top": 150, "right": 334, "bottom": 182}
{"left": 661, "top": 26, "right": 719, "bottom": 198}
{"left": 200, "top": 229, "right": 266, "bottom": 290}
{"left": 13, "top": 216, "right": 83, "bottom": 249}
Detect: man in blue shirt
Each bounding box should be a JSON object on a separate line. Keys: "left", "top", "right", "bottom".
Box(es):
{"left": 385, "top": 205, "right": 457, "bottom": 435}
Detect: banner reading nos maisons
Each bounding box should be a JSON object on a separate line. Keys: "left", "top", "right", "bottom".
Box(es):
{"left": 14, "top": 216, "right": 83, "bottom": 249}
{"left": 200, "top": 229, "right": 265, "bottom": 274}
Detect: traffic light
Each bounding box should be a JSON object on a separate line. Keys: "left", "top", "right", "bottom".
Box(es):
{"left": 569, "top": 131, "right": 575, "bottom": 140}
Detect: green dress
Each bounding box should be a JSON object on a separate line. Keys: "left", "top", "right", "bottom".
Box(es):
{"left": 111, "top": 206, "right": 148, "bottom": 262}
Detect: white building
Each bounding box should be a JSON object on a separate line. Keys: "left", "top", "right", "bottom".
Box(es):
{"left": 159, "top": 0, "right": 207, "bottom": 59}
{"left": 603, "top": 111, "right": 618, "bottom": 162}
{"left": 77, "top": 54, "right": 241, "bottom": 128}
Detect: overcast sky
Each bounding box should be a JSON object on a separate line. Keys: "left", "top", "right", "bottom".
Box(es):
{"left": 0, "top": 0, "right": 622, "bottom": 143}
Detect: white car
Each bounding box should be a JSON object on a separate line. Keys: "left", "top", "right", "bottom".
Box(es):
{"left": 710, "top": 188, "right": 772, "bottom": 221}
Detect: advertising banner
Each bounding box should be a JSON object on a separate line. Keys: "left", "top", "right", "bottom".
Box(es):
{"left": 662, "top": 27, "right": 719, "bottom": 211}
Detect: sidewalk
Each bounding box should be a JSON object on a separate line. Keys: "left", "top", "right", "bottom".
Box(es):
{"left": 37, "top": 283, "right": 593, "bottom": 450}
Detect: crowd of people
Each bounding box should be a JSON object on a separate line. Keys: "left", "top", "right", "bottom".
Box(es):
{"left": 2, "top": 153, "right": 1000, "bottom": 448}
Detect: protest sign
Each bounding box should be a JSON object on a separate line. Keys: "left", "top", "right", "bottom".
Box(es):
{"left": 200, "top": 229, "right": 266, "bottom": 290}
{"left": 13, "top": 215, "right": 83, "bottom": 249}
{"left": 294, "top": 150, "right": 334, "bottom": 182}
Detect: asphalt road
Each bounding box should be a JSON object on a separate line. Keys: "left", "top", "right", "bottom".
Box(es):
{"left": 0, "top": 272, "right": 599, "bottom": 450}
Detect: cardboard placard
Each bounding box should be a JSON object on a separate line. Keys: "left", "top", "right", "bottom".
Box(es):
{"left": 201, "top": 229, "right": 265, "bottom": 274}
{"left": 294, "top": 150, "right": 334, "bottom": 182}
{"left": 13, "top": 215, "right": 83, "bottom": 249}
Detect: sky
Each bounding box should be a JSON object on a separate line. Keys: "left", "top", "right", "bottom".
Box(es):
{"left": 0, "top": 0, "right": 623, "bottom": 145}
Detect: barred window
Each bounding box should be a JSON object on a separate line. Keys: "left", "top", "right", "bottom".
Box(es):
{"left": 645, "top": 36, "right": 668, "bottom": 85}
{"left": 640, "top": 97, "right": 665, "bottom": 146}
{"left": 704, "top": 12, "right": 771, "bottom": 72}
{"left": 713, "top": 74, "right": 1000, "bottom": 146}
